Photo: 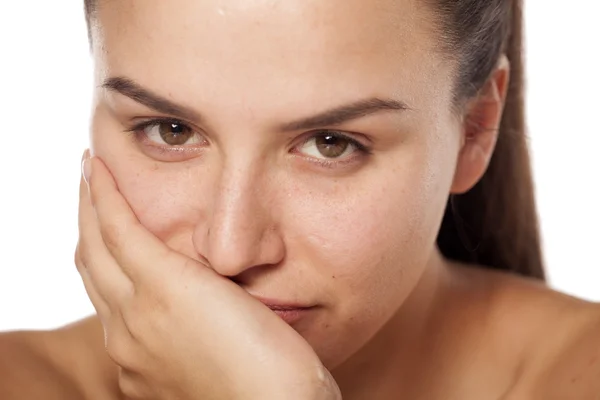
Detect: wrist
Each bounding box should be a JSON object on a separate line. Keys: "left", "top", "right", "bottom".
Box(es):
{"left": 312, "top": 365, "right": 342, "bottom": 400}
{"left": 288, "top": 364, "right": 342, "bottom": 400}
{"left": 248, "top": 364, "right": 342, "bottom": 400}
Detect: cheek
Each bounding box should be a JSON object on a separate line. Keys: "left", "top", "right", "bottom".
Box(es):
{"left": 286, "top": 154, "right": 445, "bottom": 287}
{"left": 92, "top": 156, "right": 200, "bottom": 253}
{"left": 117, "top": 170, "right": 201, "bottom": 244}
{"left": 91, "top": 107, "right": 206, "bottom": 252}
{"left": 284, "top": 147, "right": 453, "bottom": 367}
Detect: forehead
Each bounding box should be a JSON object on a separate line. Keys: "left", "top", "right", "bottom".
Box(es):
{"left": 93, "top": 0, "right": 453, "bottom": 119}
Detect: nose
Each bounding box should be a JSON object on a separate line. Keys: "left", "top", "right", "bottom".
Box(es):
{"left": 192, "top": 162, "right": 285, "bottom": 278}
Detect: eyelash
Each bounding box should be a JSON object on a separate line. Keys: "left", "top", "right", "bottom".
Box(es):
{"left": 125, "top": 118, "right": 205, "bottom": 155}
{"left": 294, "top": 131, "right": 371, "bottom": 169}
{"left": 125, "top": 117, "right": 372, "bottom": 167}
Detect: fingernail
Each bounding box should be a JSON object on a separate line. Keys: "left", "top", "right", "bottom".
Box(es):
{"left": 81, "top": 149, "right": 92, "bottom": 184}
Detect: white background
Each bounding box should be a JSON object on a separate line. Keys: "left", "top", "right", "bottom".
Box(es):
{"left": 0, "top": 2, "right": 598, "bottom": 331}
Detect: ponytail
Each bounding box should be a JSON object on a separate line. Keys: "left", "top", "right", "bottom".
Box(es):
{"left": 435, "top": 0, "right": 545, "bottom": 280}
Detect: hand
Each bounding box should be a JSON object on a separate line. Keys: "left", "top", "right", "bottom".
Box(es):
{"left": 74, "top": 150, "right": 341, "bottom": 400}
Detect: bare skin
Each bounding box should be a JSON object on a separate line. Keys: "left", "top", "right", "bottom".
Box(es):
{"left": 1, "top": 0, "right": 599, "bottom": 398}
{"left": 1, "top": 268, "right": 599, "bottom": 399}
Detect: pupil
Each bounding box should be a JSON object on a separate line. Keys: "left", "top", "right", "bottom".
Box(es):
{"left": 159, "top": 122, "right": 191, "bottom": 145}
{"left": 170, "top": 123, "right": 184, "bottom": 134}
{"left": 323, "top": 135, "right": 336, "bottom": 144}
{"left": 316, "top": 134, "right": 348, "bottom": 158}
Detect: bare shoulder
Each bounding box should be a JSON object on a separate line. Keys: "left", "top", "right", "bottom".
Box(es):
{"left": 0, "top": 326, "right": 83, "bottom": 399}
{"left": 526, "top": 302, "right": 600, "bottom": 399}
{"left": 461, "top": 266, "right": 600, "bottom": 398}
{"left": 0, "top": 316, "right": 120, "bottom": 400}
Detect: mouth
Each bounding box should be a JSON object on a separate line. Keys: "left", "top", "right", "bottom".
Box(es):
{"left": 269, "top": 308, "right": 313, "bottom": 325}
{"left": 251, "top": 296, "right": 316, "bottom": 325}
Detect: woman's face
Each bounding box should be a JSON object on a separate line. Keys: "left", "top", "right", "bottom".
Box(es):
{"left": 90, "top": 0, "right": 463, "bottom": 368}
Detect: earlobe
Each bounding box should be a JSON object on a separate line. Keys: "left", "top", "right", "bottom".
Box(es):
{"left": 450, "top": 55, "right": 510, "bottom": 194}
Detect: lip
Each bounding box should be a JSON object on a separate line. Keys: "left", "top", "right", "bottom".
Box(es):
{"left": 270, "top": 308, "right": 313, "bottom": 325}
{"left": 251, "top": 295, "right": 316, "bottom": 324}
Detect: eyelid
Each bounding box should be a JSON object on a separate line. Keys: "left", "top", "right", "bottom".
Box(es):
{"left": 128, "top": 117, "right": 209, "bottom": 143}
{"left": 127, "top": 117, "right": 197, "bottom": 133}
{"left": 125, "top": 117, "right": 210, "bottom": 155}
{"left": 290, "top": 130, "right": 373, "bottom": 171}
{"left": 298, "top": 130, "right": 372, "bottom": 154}
{"left": 125, "top": 118, "right": 372, "bottom": 167}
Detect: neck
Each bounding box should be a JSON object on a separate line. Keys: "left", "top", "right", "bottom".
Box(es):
{"left": 330, "top": 249, "right": 453, "bottom": 400}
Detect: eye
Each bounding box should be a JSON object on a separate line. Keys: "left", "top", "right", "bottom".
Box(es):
{"left": 298, "top": 131, "right": 365, "bottom": 160}
{"left": 140, "top": 120, "right": 204, "bottom": 146}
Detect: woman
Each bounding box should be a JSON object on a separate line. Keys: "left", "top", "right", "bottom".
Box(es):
{"left": 1, "top": 0, "right": 598, "bottom": 398}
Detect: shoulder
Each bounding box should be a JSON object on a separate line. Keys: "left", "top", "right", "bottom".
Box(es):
{"left": 525, "top": 304, "right": 600, "bottom": 398}
{"left": 0, "top": 328, "right": 83, "bottom": 399}
{"left": 0, "top": 316, "right": 120, "bottom": 400}
{"left": 464, "top": 266, "right": 600, "bottom": 398}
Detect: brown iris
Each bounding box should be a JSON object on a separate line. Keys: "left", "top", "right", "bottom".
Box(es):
{"left": 315, "top": 134, "right": 350, "bottom": 158}
{"left": 158, "top": 122, "right": 194, "bottom": 145}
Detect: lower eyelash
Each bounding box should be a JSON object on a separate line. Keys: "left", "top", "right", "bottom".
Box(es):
{"left": 306, "top": 153, "right": 365, "bottom": 169}
{"left": 124, "top": 120, "right": 371, "bottom": 167}
{"left": 125, "top": 118, "right": 203, "bottom": 149}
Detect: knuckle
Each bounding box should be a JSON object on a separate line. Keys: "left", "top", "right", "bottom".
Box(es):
{"left": 104, "top": 325, "right": 136, "bottom": 370}
{"left": 76, "top": 239, "right": 90, "bottom": 263}
{"left": 122, "top": 297, "right": 168, "bottom": 347}
{"left": 74, "top": 246, "right": 82, "bottom": 270}
{"left": 118, "top": 369, "right": 151, "bottom": 400}
{"left": 100, "top": 219, "right": 124, "bottom": 251}
{"left": 121, "top": 302, "right": 149, "bottom": 344}
{"left": 122, "top": 316, "right": 143, "bottom": 345}
{"left": 74, "top": 244, "right": 87, "bottom": 274}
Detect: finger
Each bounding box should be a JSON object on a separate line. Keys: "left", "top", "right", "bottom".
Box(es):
{"left": 79, "top": 153, "right": 133, "bottom": 304}
{"left": 103, "top": 313, "right": 153, "bottom": 374}
{"left": 86, "top": 155, "right": 187, "bottom": 284}
{"left": 118, "top": 368, "right": 154, "bottom": 400}
{"left": 74, "top": 242, "right": 111, "bottom": 322}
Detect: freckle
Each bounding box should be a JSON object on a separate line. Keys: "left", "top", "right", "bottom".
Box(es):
{"left": 589, "top": 355, "right": 598, "bottom": 366}
{"left": 332, "top": 275, "right": 336, "bottom": 279}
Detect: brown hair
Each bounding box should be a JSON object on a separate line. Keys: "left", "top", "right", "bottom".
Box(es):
{"left": 433, "top": 0, "right": 545, "bottom": 280}
{"left": 83, "top": 0, "right": 545, "bottom": 280}
{"left": 84, "top": 0, "right": 96, "bottom": 46}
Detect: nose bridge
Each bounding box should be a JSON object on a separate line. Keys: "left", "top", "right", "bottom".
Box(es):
{"left": 214, "top": 162, "right": 262, "bottom": 238}
{"left": 200, "top": 154, "right": 282, "bottom": 276}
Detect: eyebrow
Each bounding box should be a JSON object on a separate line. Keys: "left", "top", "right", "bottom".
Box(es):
{"left": 279, "top": 97, "right": 409, "bottom": 132}
{"left": 102, "top": 77, "right": 203, "bottom": 122}
{"left": 101, "top": 76, "right": 409, "bottom": 130}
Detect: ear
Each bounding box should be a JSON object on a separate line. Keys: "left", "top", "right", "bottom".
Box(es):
{"left": 450, "top": 55, "right": 510, "bottom": 194}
